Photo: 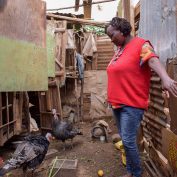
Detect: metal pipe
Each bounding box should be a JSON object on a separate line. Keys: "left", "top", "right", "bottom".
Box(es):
{"left": 47, "top": 0, "right": 116, "bottom": 11}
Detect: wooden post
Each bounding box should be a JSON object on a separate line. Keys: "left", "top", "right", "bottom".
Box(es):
{"left": 15, "top": 93, "right": 23, "bottom": 134}
{"left": 122, "top": 0, "right": 130, "bottom": 22}
{"left": 80, "top": 78, "right": 84, "bottom": 121}
{"left": 6, "top": 93, "right": 9, "bottom": 139}
{"left": 83, "top": 0, "right": 92, "bottom": 19}
{"left": 0, "top": 93, "right": 2, "bottom": 144}
{"left": 46, "top": 91, "right": 52, "bottom": 111}
{"left": 73, "top": 51, "right": 80, "bottom": 122}
{"left": 24, "top": 92, "right": 30, "bottom": 132}
{"left": 75, "top": 0, "right": 80, "bottom": 11}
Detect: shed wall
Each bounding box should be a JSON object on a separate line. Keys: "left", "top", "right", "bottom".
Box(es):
{"left": 138, "top": 0, "right": 177, "bottom": 65}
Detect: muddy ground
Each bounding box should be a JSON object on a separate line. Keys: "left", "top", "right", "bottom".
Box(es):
{"left": 0, "top": 118, "right": 149, "bottom": 177}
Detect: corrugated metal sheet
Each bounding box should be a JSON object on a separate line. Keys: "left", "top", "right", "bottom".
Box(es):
{"left": 138, "top": 0, "right": 177, "bottom": 65}
{"left": 142, "top": 72, "right": 169, "bottom": 151}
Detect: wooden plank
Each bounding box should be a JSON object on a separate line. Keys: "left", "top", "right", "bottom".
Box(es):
{"left": 144, "top": 138, "right": 172, "bottom": 176}
{"left": 0, "top": 0, "right": 48, "bottom": 91}
{"left": 144, "top": 161, "right": 157, "bottom": 177}
{"left": 56, "top": 20, "right": 67, "bottom": 85}
{"left": 134, "top": 1, "right": 140, "bottom": 18}
{"left": 46, "top": 91, "right": 52, "bottom": 111}
{"left": 47, "top": 14, "right": 108, "bottom": 27}
{"left": 47, "top": 20, "right": 56, "bottom": 77}
{"left": 55, "top": 59, "right": 64, "bottom": 69}
{"left": 0, "top": 120, "right": 16, "bottom": 129}
{"left": 39, "top": 84, "right": 63, "bottom": 131}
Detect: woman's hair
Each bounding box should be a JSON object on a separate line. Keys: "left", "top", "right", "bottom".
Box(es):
{"left": 109, "top": 17, "right": 132, "bottom": 36}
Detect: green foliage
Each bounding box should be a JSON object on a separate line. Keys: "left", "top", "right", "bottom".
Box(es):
{"left": 84, "top": 25, "right": 105, "bottom": 35}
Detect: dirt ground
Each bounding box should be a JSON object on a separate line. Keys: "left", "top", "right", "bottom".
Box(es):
{"left": 0, "top": 118, "right": 149, "bottom": 177}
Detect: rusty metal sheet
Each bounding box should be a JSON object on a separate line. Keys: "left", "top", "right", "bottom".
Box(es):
{"left": 139, "top": 0, "right": 177, "bottom": 65}
{"left": 0, "top": 0, "right": 48, "bottom": 91}
{"left": 0, "top": 0, "right": 46, "bottom": 46}
{"left": 0, "top": 37, "right": 48, "bottom": 91}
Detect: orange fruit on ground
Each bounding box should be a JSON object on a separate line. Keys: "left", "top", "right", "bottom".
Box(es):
{"left": 98, "top": 170, "right": 104, "bottom": 176}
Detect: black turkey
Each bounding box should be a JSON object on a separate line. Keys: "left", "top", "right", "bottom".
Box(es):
{"left": 0, "top": 133, "right": 52, "bottom": 177}
{"left": 52, "top": 109, "right": 83, "bottom": 150}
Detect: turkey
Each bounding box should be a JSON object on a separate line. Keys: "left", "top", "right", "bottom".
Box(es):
{"left": 0, "top": 133, "right": 52, "bottom": 177}
{"left": 52, "top": 109, "right": 83, "bottom": 150}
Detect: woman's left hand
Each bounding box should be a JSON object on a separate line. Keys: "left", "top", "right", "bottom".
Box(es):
{"left": 162, "top": 77, "right": 177, "bottom": 97}
{"left": 148, "top": 58, "right": 177, "bottom": 97}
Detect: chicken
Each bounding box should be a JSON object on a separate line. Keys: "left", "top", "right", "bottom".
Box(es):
{"left": 0, "top": 133, "right": 52, "bottom": 177}
{"left": 52, "top": 109, "right": 83, "bottom": 150}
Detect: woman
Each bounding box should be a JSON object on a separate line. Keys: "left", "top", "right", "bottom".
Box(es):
{"left": 106, "top": 17, "right": 177, "bottom": 177}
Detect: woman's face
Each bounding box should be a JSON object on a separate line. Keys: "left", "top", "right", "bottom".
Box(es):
{"left": 107, "top": 25, "right": 125, "bottom": 46}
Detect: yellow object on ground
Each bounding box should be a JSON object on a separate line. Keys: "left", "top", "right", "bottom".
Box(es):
{"left": 98, "top": 169, "right": 104, "bottom": 176}
{"left": 115, "top": 140, "right": 127, "bottom": 166}
{"left": 121, "top": 150, "right": 126, "bottom": 166}
{"left": 115, "top": 140, "right": 124, "bottom": 150}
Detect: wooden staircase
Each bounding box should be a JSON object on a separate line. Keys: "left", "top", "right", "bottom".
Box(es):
{"left": 97, "top": 36, "right": 114, "bottom": 70}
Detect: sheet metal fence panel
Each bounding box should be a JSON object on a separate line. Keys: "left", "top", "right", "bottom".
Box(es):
{"left": 138, "top": 0, "right": 177, "bottom": 65}
{"left": 138, "top": 1, "right": 177, "bottom": 174}
{"left": 0, "top": 0, "right": 48, "bottom": 91}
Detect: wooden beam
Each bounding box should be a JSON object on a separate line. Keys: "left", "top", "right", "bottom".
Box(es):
{"left": 55, "top": 71, "right": 64, "bottom": 76}
{"left": 55, "top": 59, "right": 63, "bottom": 68}
{"left": 48, "top": 80, "right": 57, "bottom": 86}
{"left": 47, "top": 14, "right": 108, "bottom": 27}
{"left": 134, "top": 1, "right": 140, "bottom": 18}
{"left": 54, "top": 28, "right": 65, "bottom": 33}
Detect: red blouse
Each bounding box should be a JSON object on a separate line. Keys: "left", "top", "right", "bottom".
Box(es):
{"left": 106, "top": 37, "right": 158, "bottom": 109}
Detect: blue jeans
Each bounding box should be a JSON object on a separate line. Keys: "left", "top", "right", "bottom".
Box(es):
{"left": 112, "top": 106, "right": 144, "bottom": 177}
